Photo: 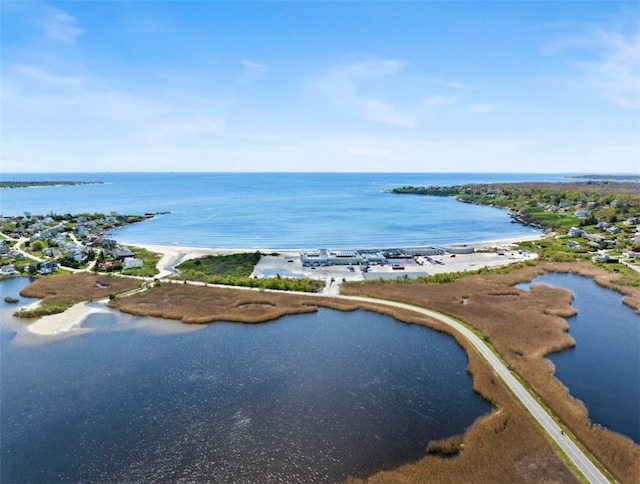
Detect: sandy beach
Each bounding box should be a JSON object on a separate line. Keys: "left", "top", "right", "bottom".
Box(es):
{"left": 23, "top": 234, "right": 547, "bottom": 336}
{"left": 129, "top": 233, "right": 547, "bottom": 276}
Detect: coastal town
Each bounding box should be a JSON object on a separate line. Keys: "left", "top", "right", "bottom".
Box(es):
{"left": 0, "top": 212, "right": 159, "bottom": 278}
{"left": 2, "top": 181, "right": 640, "bottom": 287}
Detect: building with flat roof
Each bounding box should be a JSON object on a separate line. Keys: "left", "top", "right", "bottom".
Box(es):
{"left": 300, "top": 249, "right": 328, "bottom": 267}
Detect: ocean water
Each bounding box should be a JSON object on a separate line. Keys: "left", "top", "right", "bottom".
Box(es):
{"left": 0, "top": 172, "right": 568, "bottom": 248}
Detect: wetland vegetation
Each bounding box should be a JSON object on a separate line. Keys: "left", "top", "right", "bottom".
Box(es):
{"left": 173, "top": 252, "right": 323, "bottom": 292}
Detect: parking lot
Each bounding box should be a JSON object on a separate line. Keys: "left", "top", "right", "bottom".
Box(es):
{"left": 252, "top": 249, "right": 538, "bottom": 292}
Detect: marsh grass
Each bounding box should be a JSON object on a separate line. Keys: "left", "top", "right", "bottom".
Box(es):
{"left": 109, "top": 282, "right": 581, "bottom": 482}
{"left": 342, "top": 261, "right": 640, "bottom": 483}
{"left": 26, "top": 264, "right": 638, "bottom": 481}
{"left": 16, "top": 273, "right": 141, "bottom": 318}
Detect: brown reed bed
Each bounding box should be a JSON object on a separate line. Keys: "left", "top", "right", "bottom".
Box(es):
{"left": 342, "top": 261, "right": 640, "bottom": 483}
{"left": 19, "top": 263, "right": 639, "bottom": 481}
{"left": 110, "top": 282, "right": 580, "bottom": 482}
{"left": 19, "top": 273, "right": 141, "bottom": 312}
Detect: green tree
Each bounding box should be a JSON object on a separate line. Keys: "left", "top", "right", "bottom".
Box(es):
{"left": 30, "top": 240, "right": 46, "bottom": 252}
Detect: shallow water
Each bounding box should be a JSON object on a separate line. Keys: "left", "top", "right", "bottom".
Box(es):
{"left": 1, "top": 278, "right": 491, "bottom": 482}
{"left": 518, "top": 273, "right": 640, "bottom": 443}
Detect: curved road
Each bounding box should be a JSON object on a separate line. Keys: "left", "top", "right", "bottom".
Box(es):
{"left": 337, "top": 295, "right": 610, "bottom": 484}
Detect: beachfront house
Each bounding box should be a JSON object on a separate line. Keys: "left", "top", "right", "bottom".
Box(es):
{"left": 123, "top": 257, "right": 144, "bottom": 270}
{"left": 112, "top": 246, "right": 135, "bottom": 261}
{"left": 0, "top": 264, "right": 18, "bottom": 276}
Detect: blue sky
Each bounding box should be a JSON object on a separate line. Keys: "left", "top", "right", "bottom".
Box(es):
{"left": 1, "top": 1, "right": 639, "bottom": 173}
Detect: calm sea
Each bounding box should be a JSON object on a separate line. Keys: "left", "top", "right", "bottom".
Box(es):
{"left": 0, "top": 172, "right": 570, "bottom": 248}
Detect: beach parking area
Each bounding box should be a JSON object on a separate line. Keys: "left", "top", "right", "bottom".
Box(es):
{"left": 251, "top": 241, "right": 539, "bottom": 288}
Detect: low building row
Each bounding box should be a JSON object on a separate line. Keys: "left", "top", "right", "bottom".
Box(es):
{"left": 300, "top": 246, "right": 452, "bottom": 267}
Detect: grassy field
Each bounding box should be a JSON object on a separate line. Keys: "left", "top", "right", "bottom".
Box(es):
{"left": 173, "top": 252, "right": 323, "bottom": 292}
{"left": 176, "top": 252, "right": 262, "bottom": 280}
{"left": 121, "top": 246, "right": 162, "bottom": 277}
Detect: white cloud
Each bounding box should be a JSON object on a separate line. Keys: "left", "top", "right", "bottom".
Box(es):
{"left": 471, "top": 104, "right": 497, "bottom": 112}
{"left": 588, "top": 29, "right": 640, "bottom": 109}
{"left": 546, "top": 24, "right": 640, "bottom": 109}
{"left": 313, "top": 57, "right": 414, "bottom": 126}
{"left": 429, "top": 78, "right": 475, "bottom": 90}
{"left": 11, "top": 64, "right": 83, "bottom": 89}
{"left": 37, "top": 7, "right": 83, "bottom": 43}
{"left": 423, "top": 96, "right": 457, "bottom": 108}
{"left": 239, "top": 59, "right": 268, "bottom": 83}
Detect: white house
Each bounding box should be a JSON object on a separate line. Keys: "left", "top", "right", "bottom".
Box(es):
{"left": 123, "top": 257, "right": 144, "bottom": 270}
{"left": 592, "top": 253, "right": 610, "bottom": 263}
{"left": 39, "top": 261, "right": 59, "bottom": 275}
{"left": 0, "top": 264, "right": 18, "bottom": 276}
{"left": 568, "top": 227, "right": 584, "bottom": 237}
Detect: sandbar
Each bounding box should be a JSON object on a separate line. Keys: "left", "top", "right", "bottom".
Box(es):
{"left": 28, "top": 302, "right": 106, "bottom": 336}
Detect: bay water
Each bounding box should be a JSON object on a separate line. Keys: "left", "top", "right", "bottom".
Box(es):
{"left": 0, "top": 172, "right": 567, "bottom": 248}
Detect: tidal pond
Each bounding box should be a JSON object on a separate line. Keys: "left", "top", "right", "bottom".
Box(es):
{"left": 518, "top": 273, "right": 640, "bottom": 444}
{"left": 1, "top": 278, "right": 491, "bottom": 483}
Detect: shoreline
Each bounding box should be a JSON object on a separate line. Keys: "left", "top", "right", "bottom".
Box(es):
{"left": 125, "top": 232, "right": 548, "bottom": 264}
{"left": 22, "top": 233, "right": 549, "bottom": 336}
{"left": 27, "top": 302, "right": 107, "bottom": 336}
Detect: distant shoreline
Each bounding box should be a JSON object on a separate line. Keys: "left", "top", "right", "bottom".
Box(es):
{"left": 0, "top": 181, "right": 103, "bottom": 189}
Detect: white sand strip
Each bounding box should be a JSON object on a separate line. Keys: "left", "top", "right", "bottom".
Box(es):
{"left": 28, "top": 303, "right": 105, "bottom": 336}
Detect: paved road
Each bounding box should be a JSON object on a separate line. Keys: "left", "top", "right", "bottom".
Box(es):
{"left": 337, "top": 295, "right": 611, "bottom": 484}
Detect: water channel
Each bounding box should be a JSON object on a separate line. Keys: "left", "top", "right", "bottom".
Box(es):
{"left": 517, "top": 273, "right": 640, "bottom": 444}
{"left": 1, "top": 277, "right": 491, "bottom": 483}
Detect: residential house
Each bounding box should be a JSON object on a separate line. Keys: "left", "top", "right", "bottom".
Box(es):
{"left": 112, "top": 246, "right": 135, "bottom": 260}
{"left": 43, "top": 248, "right": 63, "bottom": 259}
{"left": 568, "top": 227, "right": 584, "bottom": 238}
{"left": 102, "top": 239, "right": 118, "bottom": 250}
{"left": 39, "top": 261, "right": 59, "bottom": 275}
{"left": 584, "top": 233, "right": 604, "bottom": 243}
{"left": 0, "top": 264, "right": 18, "bottom": 276}
{"left": 123, "top": 257, "right": 144, "bottom": 270}
{"left": 592, "top": 254, "right": 610, "bottom": 263}
{"left": 70, "top": 246, "right": 92, "bottom": 265}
